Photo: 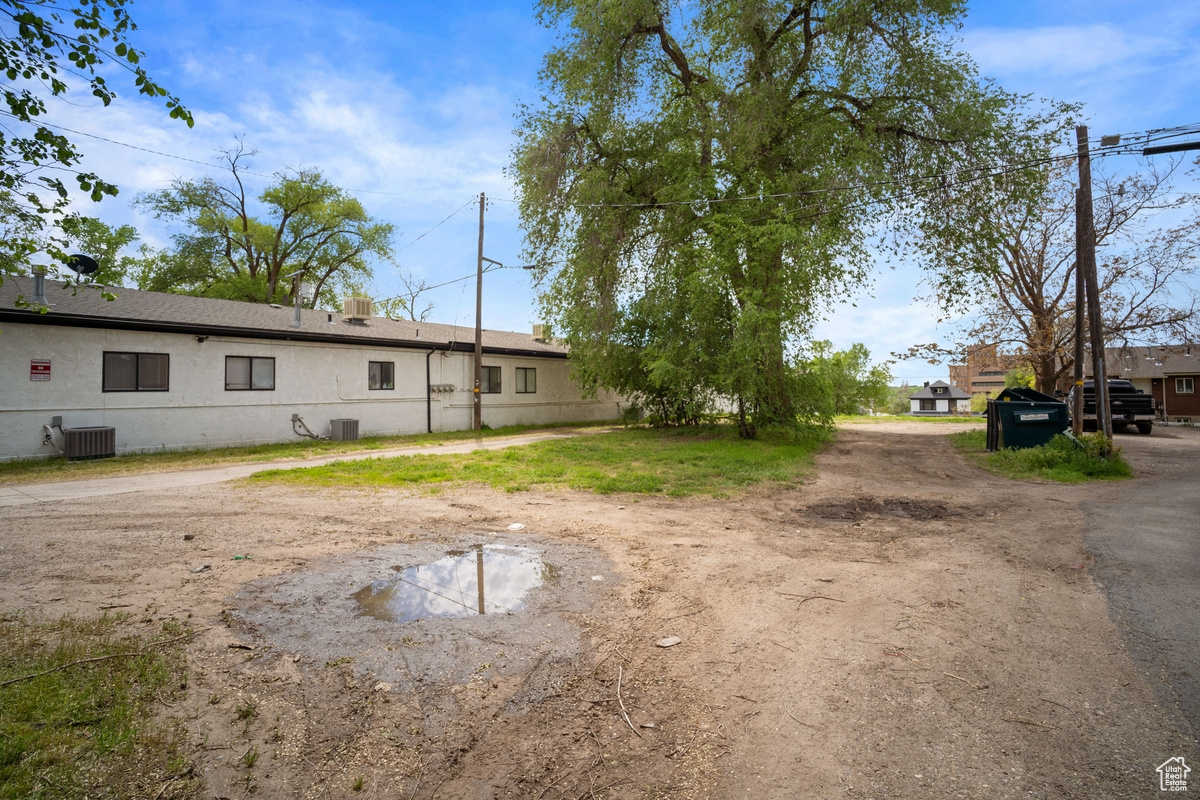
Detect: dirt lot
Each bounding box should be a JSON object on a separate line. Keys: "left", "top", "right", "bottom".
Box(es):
{"left": 0, "top": 421, "right": 1193, "bottom": 799}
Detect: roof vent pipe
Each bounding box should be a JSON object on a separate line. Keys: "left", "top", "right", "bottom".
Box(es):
{"left": 31, "top": 267, "right": 47, "bottom": 305}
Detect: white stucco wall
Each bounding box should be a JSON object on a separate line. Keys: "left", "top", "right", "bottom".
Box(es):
{"left": 0, "top": 323, "right": 622, "bottom": 460}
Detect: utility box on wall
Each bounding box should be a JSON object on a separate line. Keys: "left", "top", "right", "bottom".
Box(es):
{"left": 329, "top": 419, "right": 359, "bottom": 441}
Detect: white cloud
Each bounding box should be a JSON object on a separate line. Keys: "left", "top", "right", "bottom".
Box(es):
{"left": 962, "top": 25, "right": 1165, "bottom": 77}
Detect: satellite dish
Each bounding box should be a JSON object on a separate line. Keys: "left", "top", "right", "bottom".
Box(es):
{"left": 67, "top": 254, "right": 99, "bottom": 275}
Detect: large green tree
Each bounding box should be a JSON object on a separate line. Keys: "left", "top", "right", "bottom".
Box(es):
{"left": 135, "top": 146, "right": 394, "bottom": 308}
{"left": 800, "top": 341, "right": 892, "bottom": 415}
{"left": 0, "top": 0, "right": 190, "bottom": 286}
{"left": 512, "top": 0, "right": 1024, "bottom": 437}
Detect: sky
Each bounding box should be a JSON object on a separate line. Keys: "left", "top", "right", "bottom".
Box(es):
{"left": 33, "top": 0, "right": 1200, "bottom": 384}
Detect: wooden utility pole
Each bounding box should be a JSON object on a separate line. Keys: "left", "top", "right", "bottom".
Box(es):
{"left": 474, "top": 192, "right": 485, "bottom": 432}
{"left": 1072, "top": 190, "right": 1085, "bottom": 436}
{"left": 1076, "top": 126, "right": 1112, "bottom": 446}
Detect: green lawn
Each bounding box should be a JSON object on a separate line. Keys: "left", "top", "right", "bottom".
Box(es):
{"left": 949, "top": 429, "right": 1132, "bottom": 483}
{"left": 0, "top": 421, "right": 612, "bottom": 485}
{"left": 250, "top": 424, "right": 831, "bottom": 497}
{"left": 0, "top": 616, "right": 198, "bottom": 799}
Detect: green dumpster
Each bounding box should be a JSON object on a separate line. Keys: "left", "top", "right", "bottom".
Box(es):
{"left": 986, "top": 387, "right": 1069, "bottom": 451}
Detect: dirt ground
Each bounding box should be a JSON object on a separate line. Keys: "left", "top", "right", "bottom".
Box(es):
{"left": 0, "top": 421, "right": 1193, "bottom": 799}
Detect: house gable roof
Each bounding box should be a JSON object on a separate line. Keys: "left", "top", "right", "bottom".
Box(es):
{"left": 1104, "top": 345, "right": 1200, "bottom": 378}
{"left": 0, "top": 276, "right": 566, "bottom": 359}
{"left": 908, "top": 380, "right": 971, "bottom": 400}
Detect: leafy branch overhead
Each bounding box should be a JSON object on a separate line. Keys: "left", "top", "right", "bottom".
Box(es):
{"left": 134, "top": 144, "right": 395, "bottom": 309}
{"left": 512, "top": 0, "right": 1047, "bottom": 438}
{"left": 0, "top": 0, "right": 191, "bottom": 280}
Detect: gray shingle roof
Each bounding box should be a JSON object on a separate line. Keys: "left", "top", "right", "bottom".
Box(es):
{"left": 0, "top": 276, "right": 565, "bottom": 357}
{"left": 1103, "top": 345, "right": 1199, "bottom": 378}
{"left": 908, "top": 380, "right": 971, "bottom": 400}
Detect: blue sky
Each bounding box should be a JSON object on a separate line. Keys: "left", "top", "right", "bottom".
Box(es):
{"left": 48, "top": 0, "right": 1200, "bottom": 384}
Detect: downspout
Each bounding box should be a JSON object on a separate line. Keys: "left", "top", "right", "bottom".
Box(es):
{"left": 426, "top": 349, "right": 435, "bottom": 433}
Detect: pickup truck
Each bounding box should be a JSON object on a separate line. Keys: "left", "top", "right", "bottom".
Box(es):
{"left": 1069, "top": 378, "right": 1156, "bottom": 434}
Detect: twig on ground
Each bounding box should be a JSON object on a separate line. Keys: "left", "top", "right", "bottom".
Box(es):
{"left": 1040, "top": 697, "right": 1076, "bottom": 715}
{"left": 770, "top": 640, "right": 795, "bottom": 653}
{"left": 534, "top": 770, "right": 573, "bottom": 800}
{"left": 0, "top": 628, "right": 206, "bottom": 687}
{"left": 1004, "top": 716, "right": 1057, "bottom": 729}
{"left": 942, "top": 672, "right": 986, "bottom": 690}
{"left": 733, "top": 694, "right": 758, "bottom": 703}
{"left": 782, "top": 593, "right": 845, "bottom": 606}
{"left": 667, "top": 608, "right": 706, "bottom": 620}
{"left": 616, "top": 665, "right": 642, "bottom": 739}
{"left": 783, "top": 707, "right": 815, "bottom": 729}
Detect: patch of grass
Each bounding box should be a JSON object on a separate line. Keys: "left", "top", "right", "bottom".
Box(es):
{"left": 949, "top": 429, "right": 1133, "bottom": 483}
{"left": 0, "top": 615, "right": 199, "bottom": 799}
{"left": 0, "top": 421, "right": 613, "bottom": 485}
{"left": 251, "top": 424, "right": 831, "bottom": 497}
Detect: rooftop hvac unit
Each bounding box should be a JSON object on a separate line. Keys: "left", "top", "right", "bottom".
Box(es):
{"left": 329, "top": 418, "right": 359, "bottom": 441}
{"left": 64, "top": 426, "right": 116, "bottom": 460}
{"left": 343, "top": 296, "right": 372, "bottom": 322}
{"left": 532, "top": 323, "right": 551, "bottom": 341}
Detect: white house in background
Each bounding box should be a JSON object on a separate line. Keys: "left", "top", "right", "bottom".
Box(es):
{"left": 0, "top": 275, "right": 622, "bottom": 461}
{"left": 908, "top": 380, "right": 971, "bottom": 416}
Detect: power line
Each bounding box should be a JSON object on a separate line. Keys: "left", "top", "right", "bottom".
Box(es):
{"left": 392, "top": 197, "right": 477, "bottom": 255}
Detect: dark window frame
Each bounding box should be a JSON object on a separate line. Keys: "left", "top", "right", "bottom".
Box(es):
{"left": 515, "top": 367, "right": 537, "bottom": 394}
{"left": 919, "top": 398, "right": 936, "bottom": 411}
{"left": 481, "top": 365, "right": 501, "bottom": 394}
{"left": 225, "top": 356, "right": 276, "bottom": 391}
{"left": 369, "top": 361, "right": 395, "bottom": 390}
{"left": 102, "top": 351, "right": 170, "bottom": 392}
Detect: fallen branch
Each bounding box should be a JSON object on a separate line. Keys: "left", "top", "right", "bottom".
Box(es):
{"left": 942, "top": 672, "right": 986, "bottom": 690}
{"left": 616, "top": 665, "right": 642, "bottom": 739}
{"left": 770, "top": 640, "right": 795, "bottom": 653}
{"left": 0, "top": 629, "right": 205, "bottom": 687}
{"left": 776, "top": 592, "right": 845, "bottom": 606}
{"left": 783, "top": 707, "right": 815, "bottom": 729}
{"left": 1004, "top": 716, "right": 1057, "bottom": 730}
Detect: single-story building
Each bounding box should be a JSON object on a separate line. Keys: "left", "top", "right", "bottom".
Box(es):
{"left": 1104, "top": 345, "right": 1199, "bottom": 424}
{"left": 0, "top": 275, "right": 622, "bottom": 461}
{"left": 908, "top": 380, "right": 971, "bottom": 416}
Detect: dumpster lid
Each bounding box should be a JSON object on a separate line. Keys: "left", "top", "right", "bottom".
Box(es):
{"left": 995, "top": 387, "right": 1059, "bottom": 403}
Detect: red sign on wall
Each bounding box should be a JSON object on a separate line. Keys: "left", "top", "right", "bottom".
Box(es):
{"left": 30, "top": 359, "right": 50, "bottom": 381}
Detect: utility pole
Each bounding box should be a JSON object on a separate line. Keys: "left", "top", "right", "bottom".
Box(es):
{"left": 1076, "top": 126, "right": 1112, "bottom": 446}
{"left": 1072, "top": 190, "right": 1085, "bottom": 436}
{"left": 474, "top": 192, "right": 485, "bottom": 432}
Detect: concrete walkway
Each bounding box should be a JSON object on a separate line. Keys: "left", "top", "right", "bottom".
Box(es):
{"left": 0, "top": 428, "right": 609, "bottom": 508}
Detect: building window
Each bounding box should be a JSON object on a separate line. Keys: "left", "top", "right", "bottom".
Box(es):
{"left": 225, "top": 356, "right": 275, "bottom": 391}
{"left": 1177, "top": 377, "right": 1195, "bottom": 394}
{"left": 919, "top": 399, "right": 936, "bottom": 411}
{"left": 974, "top": 381, "right": 1005, "bottom": 387}
{"left": 103, "top": 352, "right": 169, "bottom": 392}
{"left": 481, "top": 365, "right": 501, "bottom": 393}
{"left": 933, "top": 387, "right": 945, "bottom": 394}
{"left": 516, "top": 367, "right": 537, "bottom": 394}
{"left": 369, "top": 361, "right": 394, "bottom": 390}
{"left": 979, "top": 370, "right": 1004, "bottom": 376}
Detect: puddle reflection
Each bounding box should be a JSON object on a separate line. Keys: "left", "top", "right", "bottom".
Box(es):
{"left": 351, "top": 544, "right": 546, "bottom": 623}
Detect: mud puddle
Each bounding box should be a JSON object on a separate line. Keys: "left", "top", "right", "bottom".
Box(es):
{"left": 352, "top": 543, "right": 549, "bottom": 623}
{"left": 231, "top": 533, "right": 614, "bottom": 695}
